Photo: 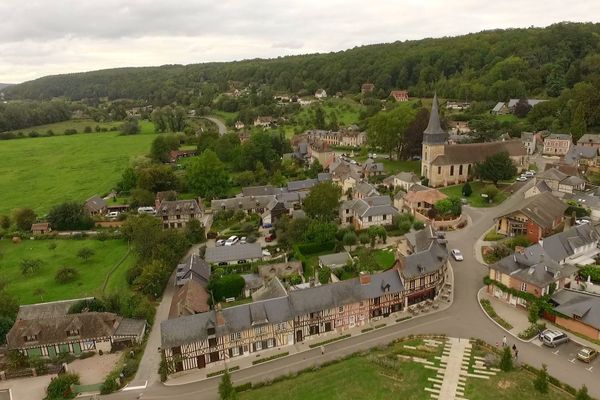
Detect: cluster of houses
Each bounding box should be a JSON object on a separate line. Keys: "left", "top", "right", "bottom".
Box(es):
{"left": 487, "top": 222, "right": 600, "bottom": 341}
{"left": 304, "top": 126, "right": 367, "bottom": 148}
{"left": 492, "top": 98, "right": 546, "bottom": 115}
{"left": 161, "top": 225, "right": 449, "bottom": 373}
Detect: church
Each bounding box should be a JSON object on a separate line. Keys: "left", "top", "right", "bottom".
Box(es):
{"left": 421, "top": 94, "right": 529, "bottom": 187}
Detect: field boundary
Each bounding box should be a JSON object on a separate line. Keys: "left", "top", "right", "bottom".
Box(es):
{"left": 102, "top": 247, "right": 132, "bottom": 293}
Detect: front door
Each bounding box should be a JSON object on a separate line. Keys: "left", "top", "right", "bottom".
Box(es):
{"left": 296, "top": 330, "right": 303, "bottom": 343}
{"left": 197, "top": 355, "right": 205, "bottom": 369}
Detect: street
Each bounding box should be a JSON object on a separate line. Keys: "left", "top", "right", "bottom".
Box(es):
{"left": 97, "top": 179, "right": 600, "bottom": 399}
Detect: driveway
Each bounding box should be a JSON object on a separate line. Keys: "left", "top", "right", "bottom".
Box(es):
{"left": 97, "top": 179, "right": 600, "bottom": 400}
{"left": 0, "top": 374, "right": 53, "bottom": 400}
{"left": 69, "top": 352, "right": 121, "bottom": 385}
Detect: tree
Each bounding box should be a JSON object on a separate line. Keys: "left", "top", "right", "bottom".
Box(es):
{"left": 137, "top": 164, "right": 178, "bottom": 193}
{"left": 307, "top": 159, "right": 324, "bottom": 179}
{"left": 55, "top": 267, "right": 79, "bottom": 283}
{"left": 318, "top": 266, "right": 331, "bottom": 284}
{"left": 343, "top": 231, "right": 358, "bottom": 248}
{"left": 359, "top": 232, "right": 370, "bottom": 245}
{"left": 305, "top": 220, "right": 338, "bottom": 243}
{"left": 434, "top": 197, "right": 462, "bottom": 217}
{"left": 185, "top": 219, "right": 206, "bottom": 243}
{"left": 576, "top": 385, "right": 591, "bottom": 400}
{"left": 303, "top": 182, "right": 341, "bottom": 221}
{"left": 21, "top": 258, "right": 43, "bottom": 275}
{"left": 116, "top": 166, "right": 138, "bottom": 193}
{"left": 129, "top": 188, "right": 156, "bottom": 208}
{"left": 33, "top": 287, "right": 46, "bottom": 302}
{"left": 474, "top": 152, "right": 517, "bottom": 185}
{"left": 499, "top": 346, "right": 513, "bottom": 371}
{"left": 187, "top": 150, "right": 230, "bottom": 200}
{"left": 47, "top": 202, "right": 94, "bottom": 231}
{"left": 150, "top": 135, "right": 174, "bottom": 162}
{"left": 0, "top": 315, "right": 14, "bottom": 344}
{"left": 120, "top": 118, "right": 140, "bottom": 135}
{"left": 0, "top": 215, "right": 10, "bottom": 229}
{"left": 122, "top": 215, "right": 163, "bottom": 261}
{"left": 533, "top": 364, "right": 549, "bottom": 393}
{"left": 46, "top": 373, "right": 80, "bottom": 400}
{"left": 514, "top": 98, "right": 532, "bottom": 118}
{"left": 571, "top": 103, "right": 587, "bottom": 142}
{"left": 77, "top": 247, "right": 95, "bottom": 262}
{"left": 12, "top": 208, "right": 36, "bottom": 231}
{"left": 314, "top": 106, "right": 326, "bottom": 129}
{"left": 528, "top": 300, "right": 541, "bottom": 324}
{"left": 462, "top": 182, "right": 472, "bottom": 197}
{"left": 134, "top": 260, "right": 169, "bottom": 298}
{"left": 218, "top": 371, "right": 238, "bottom": 400}
{"left": 482, "top": 184, "right": 500, "bottom": 202}
{"left": 367, "top": 104, "right": 416, "bottom": 159}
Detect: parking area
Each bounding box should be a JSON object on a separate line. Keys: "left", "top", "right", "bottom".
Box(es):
{"left": 532, "top": 337, "right": 599, "bottom": 375}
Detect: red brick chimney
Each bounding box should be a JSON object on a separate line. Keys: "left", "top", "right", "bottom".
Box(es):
{"left": 359, "top": 271, "right": 371, "bottom": 285}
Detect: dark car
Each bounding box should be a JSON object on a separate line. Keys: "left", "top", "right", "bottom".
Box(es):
{"left": 265, "top": 233, "right": 276, "bottom": 242}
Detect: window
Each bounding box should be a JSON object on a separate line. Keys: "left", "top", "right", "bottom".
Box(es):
{"left": 232, "top": 346, "right": 239, "bottom": 357}
{"left": 450, "top": 165, "right": 454, "bottom": 176}
{"left": 383, "top": 214, "right": 387, "bottom": 220}
{"left": 267, "top": 339, "right": 275, "bottom": 348}
{"left": 520, "top": 282, "right": 528, "bottom": 291}
{"left": 209, "top": 338, "right": 217, "bottom": 347}
{"left": 66, "top": 329, "right": 79, "bottom": 337}
{"left": 459, "top": 165, "right": 463, "bottom": 175}
{"left": 338, "top": 306, "right": 344, "bottom": 313}
{"left": 25, "top": 335, "right": 37, "bottom": 342}
{"left": 438, "top": 166, "right": 441, "bottom": 174}
{"left": 368, "top": 216, "right": 372, "bottom": 222}
{"left": 254, "top": 326, "right": 264, "bottom": 335}
{"left": 207, "top": 327, "right": 215, "bottom": 336}
{"left": 230, "top": 332, "right": 241, "bottom": 341}
{"left": 255, "top": 341, "right": 263, "bottom": 351}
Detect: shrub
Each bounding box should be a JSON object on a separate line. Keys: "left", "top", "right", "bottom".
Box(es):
{"left": 413, "top": 221, "right": 425, "bottom": 230}
{"left": 505, "top": 235, "right": 531, "bottom": 250}
{"left": 534, "top": 364, "right": 549, "bottom": 393}
{"left": 100, "top": 373, "right": 120, "bottom": 394}
{"left": 21, "top": 258, "right": 44, "bottom": 275}
{"left": 77, "top": 247, "right": 95, "bottom": 262}
{"left": 579, "top": 265, "right": 600, "bottom": 283}
{"left": 462, "top": 182, "right": 472, "bottom": 197}
{"left": 64, "top": 128, "right": 77, "bottom": 135}
{"left": 28, "top": 131, "right": 40, "bottom": 138}
{"left": 84, "top": 126, "right": 92, "bottom": 133}
{"left": 209, "top": 274, "right": 245, "bottom": 301}
{"left": 55, "top": 267, "right": 79, "bottom": 284}
{"left": 318, "top": 266, "right": 331, "bottom": 284}
{"left": 499, "top": 346, "right": 513, "bottom": 371}
{"left": 45, "top": 373, "right": 80, "bottom": 400}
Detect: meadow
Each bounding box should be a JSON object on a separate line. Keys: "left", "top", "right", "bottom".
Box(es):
{"left": 7, "top": 118, "right": 123, "bottom": 136}
{"left": 0, "top": 120, "right": 156, "bottom": 215}
{"left": 0, "top": 238, "right": 133, "bottom": 305}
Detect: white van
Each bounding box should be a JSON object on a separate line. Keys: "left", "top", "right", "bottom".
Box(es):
{"left": 224, "top": 236, "right": 239, "bottom": 246}
{"left": 137, "top": 206, "right": 156, "bottom": 215}
{"left": 107, "top": 211, "right": 120, "bottom": 219}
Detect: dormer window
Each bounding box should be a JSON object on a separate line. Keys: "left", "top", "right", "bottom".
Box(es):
{"left": 67, "top": 329, "right": 79, "bottom": 337}
{"left": 24, "top": 335, "right": 37, "bottom": 342}
{"left": 207, "top": 327, "right": 215, "bottom": 336}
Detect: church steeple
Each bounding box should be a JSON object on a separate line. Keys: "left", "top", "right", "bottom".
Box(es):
{"left": 423, "top": 93, "right": 448, "bottom": 144}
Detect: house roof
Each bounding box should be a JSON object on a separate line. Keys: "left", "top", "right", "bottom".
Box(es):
{"left": 7, "top": 312, "right": 121, "bottom": 349}
{"left": 242, "top": 185, "right": 280, "bottom": 197}
{"left": 540, "top": 222, "right": 600, "bottom": 263}
{"left": 176, "top": 254, "right": 211, "bottom": 286}
{"left": 342, "top": 196, "right": 397, "bottom": 218}
{"left": 169, "top": 279, "right": 211, "bottom": 318}
{"left": 551, "top": 289, "right": 600, "bottom": 330}
{"left": 521, "top": 132, "right": 535, "bottom": 141}
{"left": 85, "top": 195, "right": 106, "bottom": 212}
{"left": 156, "top": 200, "right": 202, "bottom": 217}
{"left": 545, "top": 133, "right": 572, "bottom": 141}
{"left": 577, "top": 134, "right": 600, "bottom": 145}
{"left": 500, "top": 191, "right": 566, "bottom": 229}
{"left": 287, "top": 178, "right": 318, "bottom": 192}
{"left": 319, "top": 252, "right": 352, "bottom": 268}
{"left": 400, "top": 225, "right": 448, "bottom": 279}
{"left": 16, "top": 298, "right": 95, "bottom": 320}
{"left": 204, "top": 243, "right": 263, "bottom": 263}
{"left": 492, "top": 102, "right": 505, "bottom": 113}
{"left": 537, "top": 167, "right": 568, "bottom": 181}
{"left": 31, "top": 222, "right": 49, "bottom": 231}
{"left": 113, "top": 318, "right": 146, "bottom": 337}
{"left": 211, "top": 195, "right": 274, "bottom": 212}
{"left": 402, "top": 187, "right": 447, "bottom": 205}
{"left": 561, "top": 175, "right": 586, "bottom": 187}
{"left": 252, "top": 277, "right": 288, "bottom": 302}
{"left": 393, "top": 172, "right": 420, "bottom": 184}
{"left": 564, "top": 145, "right": 598, "bottom": 165}
{"left": 355, "top": 181, "right": 379, "bottom": 197}
{"left": 258, "top": 261, "right": 303, "bottom": 279}
{"left": 431, "top": 140, "right": 527, "bottom": 165}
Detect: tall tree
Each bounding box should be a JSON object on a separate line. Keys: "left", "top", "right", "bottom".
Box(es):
{"left": 47, "top": 202, "right": 94, "bottom": 231}
{"left": 367, "top": 104, "right": 416, "bottom": 159}
{"left": 473, "top": 152, "right": 517, "bottom": 185}
{"left": 186, "top": 150, "right": 230, "bottom": 200}
{"left": 12, "top": 208, "right": 36, "bottom": 231}
{"left": 218, "top": 371, "right": 238, "bottom": 400}
{"left": 303, "top": 182, "right": 341, "bottom": 221}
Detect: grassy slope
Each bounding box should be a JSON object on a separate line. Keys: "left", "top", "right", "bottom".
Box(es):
{"left": 0, "top": 120, "right": 156, "bottom": 215}
{"left": 464, "top": 369, "right": 571, "bottom": 400}
{"left": 0, "top": 238, "right": 133, "bottom": 305}
{"left": 7, "top": 118, "right": 122, "bottom": 136}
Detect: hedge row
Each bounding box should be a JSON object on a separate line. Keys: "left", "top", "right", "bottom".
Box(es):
{"left": 206, "top": 365, "right": 240, "bottom": 378}
{"left": 308, "top": 334, "right": 352, "bottom": 348}
{"left": 252, "top": 352, "right": 290, "bottom": 365}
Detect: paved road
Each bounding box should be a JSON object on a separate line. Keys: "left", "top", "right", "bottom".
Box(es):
{"left": 97, "top": 179, "right": 600, "bottom": 399}
{"left": 202, "top": 116, "right": 227, "bottom": 135}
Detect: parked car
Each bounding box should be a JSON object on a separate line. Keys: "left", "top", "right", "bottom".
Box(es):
{"left": 137, "top": 206, "right": 155, "bottom": 215}
{"left": 576, "top": 219, "right": 590, "bottom": 225}
{"left": 540, "top": 329, "right": 569, "bottom": 347}
{"left": 516, "top": 176, "right": 527, "bottom": 182}
{"left": 372, "top": 153, "right": 378, "bottom": 159}
{"left": 216, "top": 239, "right": 225, "bottom": 246}
{"left": 106, "top": 211, "right": 120, "bottom": 219}
{"left": 451, "top": 249, "right": 463, "bottom": 261}
{"left": 265, "top": 233, "right": 276, "bottom": 242}
{"left": 262, "top": 249, "right": 272, "bottom": 257}
{"left": 224, "top": 236, "right": 239, "bottom": 246}
{"left": 577, "top": 347, "right": 598, "bottom": 363}
{"left": 524, "top": 171, "right": 535, "bottom": 177}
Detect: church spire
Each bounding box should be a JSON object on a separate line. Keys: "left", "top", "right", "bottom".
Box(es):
{"left": 423, "top": 92, "right": 448, "bottom": 144}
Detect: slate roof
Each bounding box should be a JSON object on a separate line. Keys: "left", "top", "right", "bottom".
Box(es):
{"left": 205, "top": 243, "right": 263, "bottom": 264}
{"left": 169, "top": 279, "right": 211, "bottom": 318}
{"left": 539, "top": 223, "right": 600, "bottom": 263}
{"left": 113, "top": 318, "right": 146, "bottom": 338}
{"left": 211, "top": 195, "right": 274, "bottom": 211}
{"left": 17, "top": 298, "right": 94, "bottom": 321}
{"left": 85, "top": 195, "right": 106, "bottom": 212}
{"left": 423, "top": 93, "right": 449, "bottom": 144}
{"left": 342, "top": 196, "right": 398, "bottom": 219}
{"left": 551, "top": 289, "right": 600, "bottom": 330}
{"left": 563, "top": 145, "right": 598, "bottom": 165}
{"left": 499, "top": 192, "right": 566, "bottom": 229}
{"left": 7, "top": 312, "right": 121, "bottom": 349}
{"left": 161, "top": 269, "right": 405, "bottom": 348}
{"left": 431, "top": 140, "right": 527, "bottom": 165}
{"left": 355, "top": 181, "right": 379, "bottom": 197}
{"left": 319, "top": 252, "right": 353, "bottom": 268}
{"left": 401, "top": 225, "right": 448, "bottom": 279}
{"left": 507, "top": 99, "right": 546, "bottom": 108}
{"left": 156, "top": 200, "right": 202, "bottom": 217}
{"left": 242, "top": 185, "right": 279, "bottom": 197}
{"left": 252, "top": 277, "right": 288, "bottom": 302}
{"left": 545, "top": 133, "right": 572, "bottom": 141}
{"left": 537, "top": 167, "right": 568, "bottom": 182}
{"left": 176, "top": 254, "right": 211, "bottom": 286}
{"left": 287, "top": 179, "right": 318, "bottom": 192}
{"left": 577, "top": 134, "right": 600, "bottom": 145}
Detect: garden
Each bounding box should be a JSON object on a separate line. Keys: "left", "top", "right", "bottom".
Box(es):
{"left": 440, "top": 182, "right": 509, "bottom": 208}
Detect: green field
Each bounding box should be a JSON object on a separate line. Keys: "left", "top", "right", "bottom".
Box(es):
{"left": 0, "top": 120, "right": 156, "bottom": 215}
{"left": 0, "top": 238, "right": 133, "bottom": 305}
{"left": 440, "top": 182, "right": 508, "bottom": 207}
{"left": 7, "top": 118, "right": 123, "bottom": 136}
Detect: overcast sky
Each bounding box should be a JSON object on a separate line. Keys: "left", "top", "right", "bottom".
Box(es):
{"left": 1, "top": 0, "right": 598, "bottom": 84}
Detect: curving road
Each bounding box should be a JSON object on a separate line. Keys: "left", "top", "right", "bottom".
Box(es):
{"left": 202, "top": 116, "right": 227, "bottom": 136}
{"left": 97, "top": 179, "right": 600, "bottom": 399}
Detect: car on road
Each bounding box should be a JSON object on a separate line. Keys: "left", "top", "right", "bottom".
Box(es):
{"left": 216, "top": 239, "right": 225, "bottom": 246}
{"left": 540, "top": 329, "right": 569, "bottom": 347}
{"left": 224, "top": 236, "right": 239, "bottom": 246}
{"left": 577, "top": 347, "right": 598, "bottom": 363}
{"left": 516, "top": 176, "right": 527, "bottom": 182}
{"left": 451, "top": 249, "right": 463, "bottom": 261}
{"left": 240, "top": 237, "right": 247, "bottom": 244}
{"left": 525, "top": 171, "right": 535, "bottom": 177}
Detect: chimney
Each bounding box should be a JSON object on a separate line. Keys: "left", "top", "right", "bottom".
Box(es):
{"left": 359, "top": 271, "right": 371, "bottom": 285}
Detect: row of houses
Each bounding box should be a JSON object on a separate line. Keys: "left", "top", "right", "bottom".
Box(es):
{"left": 161, "top": 226, "right": 449, "bottom": 373}
{"left": 305, "top": 126, "right": 367, "bottom": 147}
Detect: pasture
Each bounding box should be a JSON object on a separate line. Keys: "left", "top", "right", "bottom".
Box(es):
{"left": 0, "top": 120, "right": 156, "bottom": 215}
{"left": 0, "top": 238, "right": 133, "bottom": 305}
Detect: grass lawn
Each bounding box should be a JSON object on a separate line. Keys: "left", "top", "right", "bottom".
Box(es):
{"left": 440, "top": 182, "right": 508, "bottom": 207}
{"left": 239, "top": 354, "right": 437, "bottom": 400}
{"left": 372, "top": 249, "right": 396, "bottom": 269}
{"left": 464, "top": 369, "right": 572, "bottom": 400}
{"left": 0, "top": 123, "right": 157, "bottom": 215}
{"left": 7, "top": 118, "right": 122, "bottom": 136}
{"left": 0, "top": 238, "right": 133, "bottom": 305}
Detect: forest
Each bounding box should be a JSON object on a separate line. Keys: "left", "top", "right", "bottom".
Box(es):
{"left": 4, "top": 23, "right": 600, "bottom": 106}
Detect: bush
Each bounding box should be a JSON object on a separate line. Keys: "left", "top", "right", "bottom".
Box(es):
{"left": 21, "top": 258, "right": 43, "bottom": 275}
{"left": 28, "top": 131, "right": 40, "bottom": 138}
{"left": 462, "top": 182, "right": 472, "bottom": 197}
{"left": 318, "top": 266, "right": 331, "bottom": 284}
{"left": 209, "top": 274, "right": 245, "bottom": 301}
{"left": 45, "top": 373, "right": 80, "bottom": 400}
{"left": 100, "top": 373, "right": 120, "bottom": 394}
{"left": 505, "top": 235, "right": 531, "bottom": 250}
{"left": 534, "top": 364, "right": 549, "bottom": 393}
{"left": 579, "top": 265, "right": 600, "bottom": 283}
{"left": 55, "top": 267, "right": 79, "bottom": 284}
{"left": 499, "top": 346, "right": 513, "bottom": 371}
{"left": 64, "top": 128, "right": 77, "bottom": 135}
{"left": 413, "top": 221, "right": 425, "bottom": 230}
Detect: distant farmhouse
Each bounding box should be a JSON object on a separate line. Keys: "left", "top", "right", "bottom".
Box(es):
{"left": 491, "top": 98, "right": 546, "bottom": 115}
